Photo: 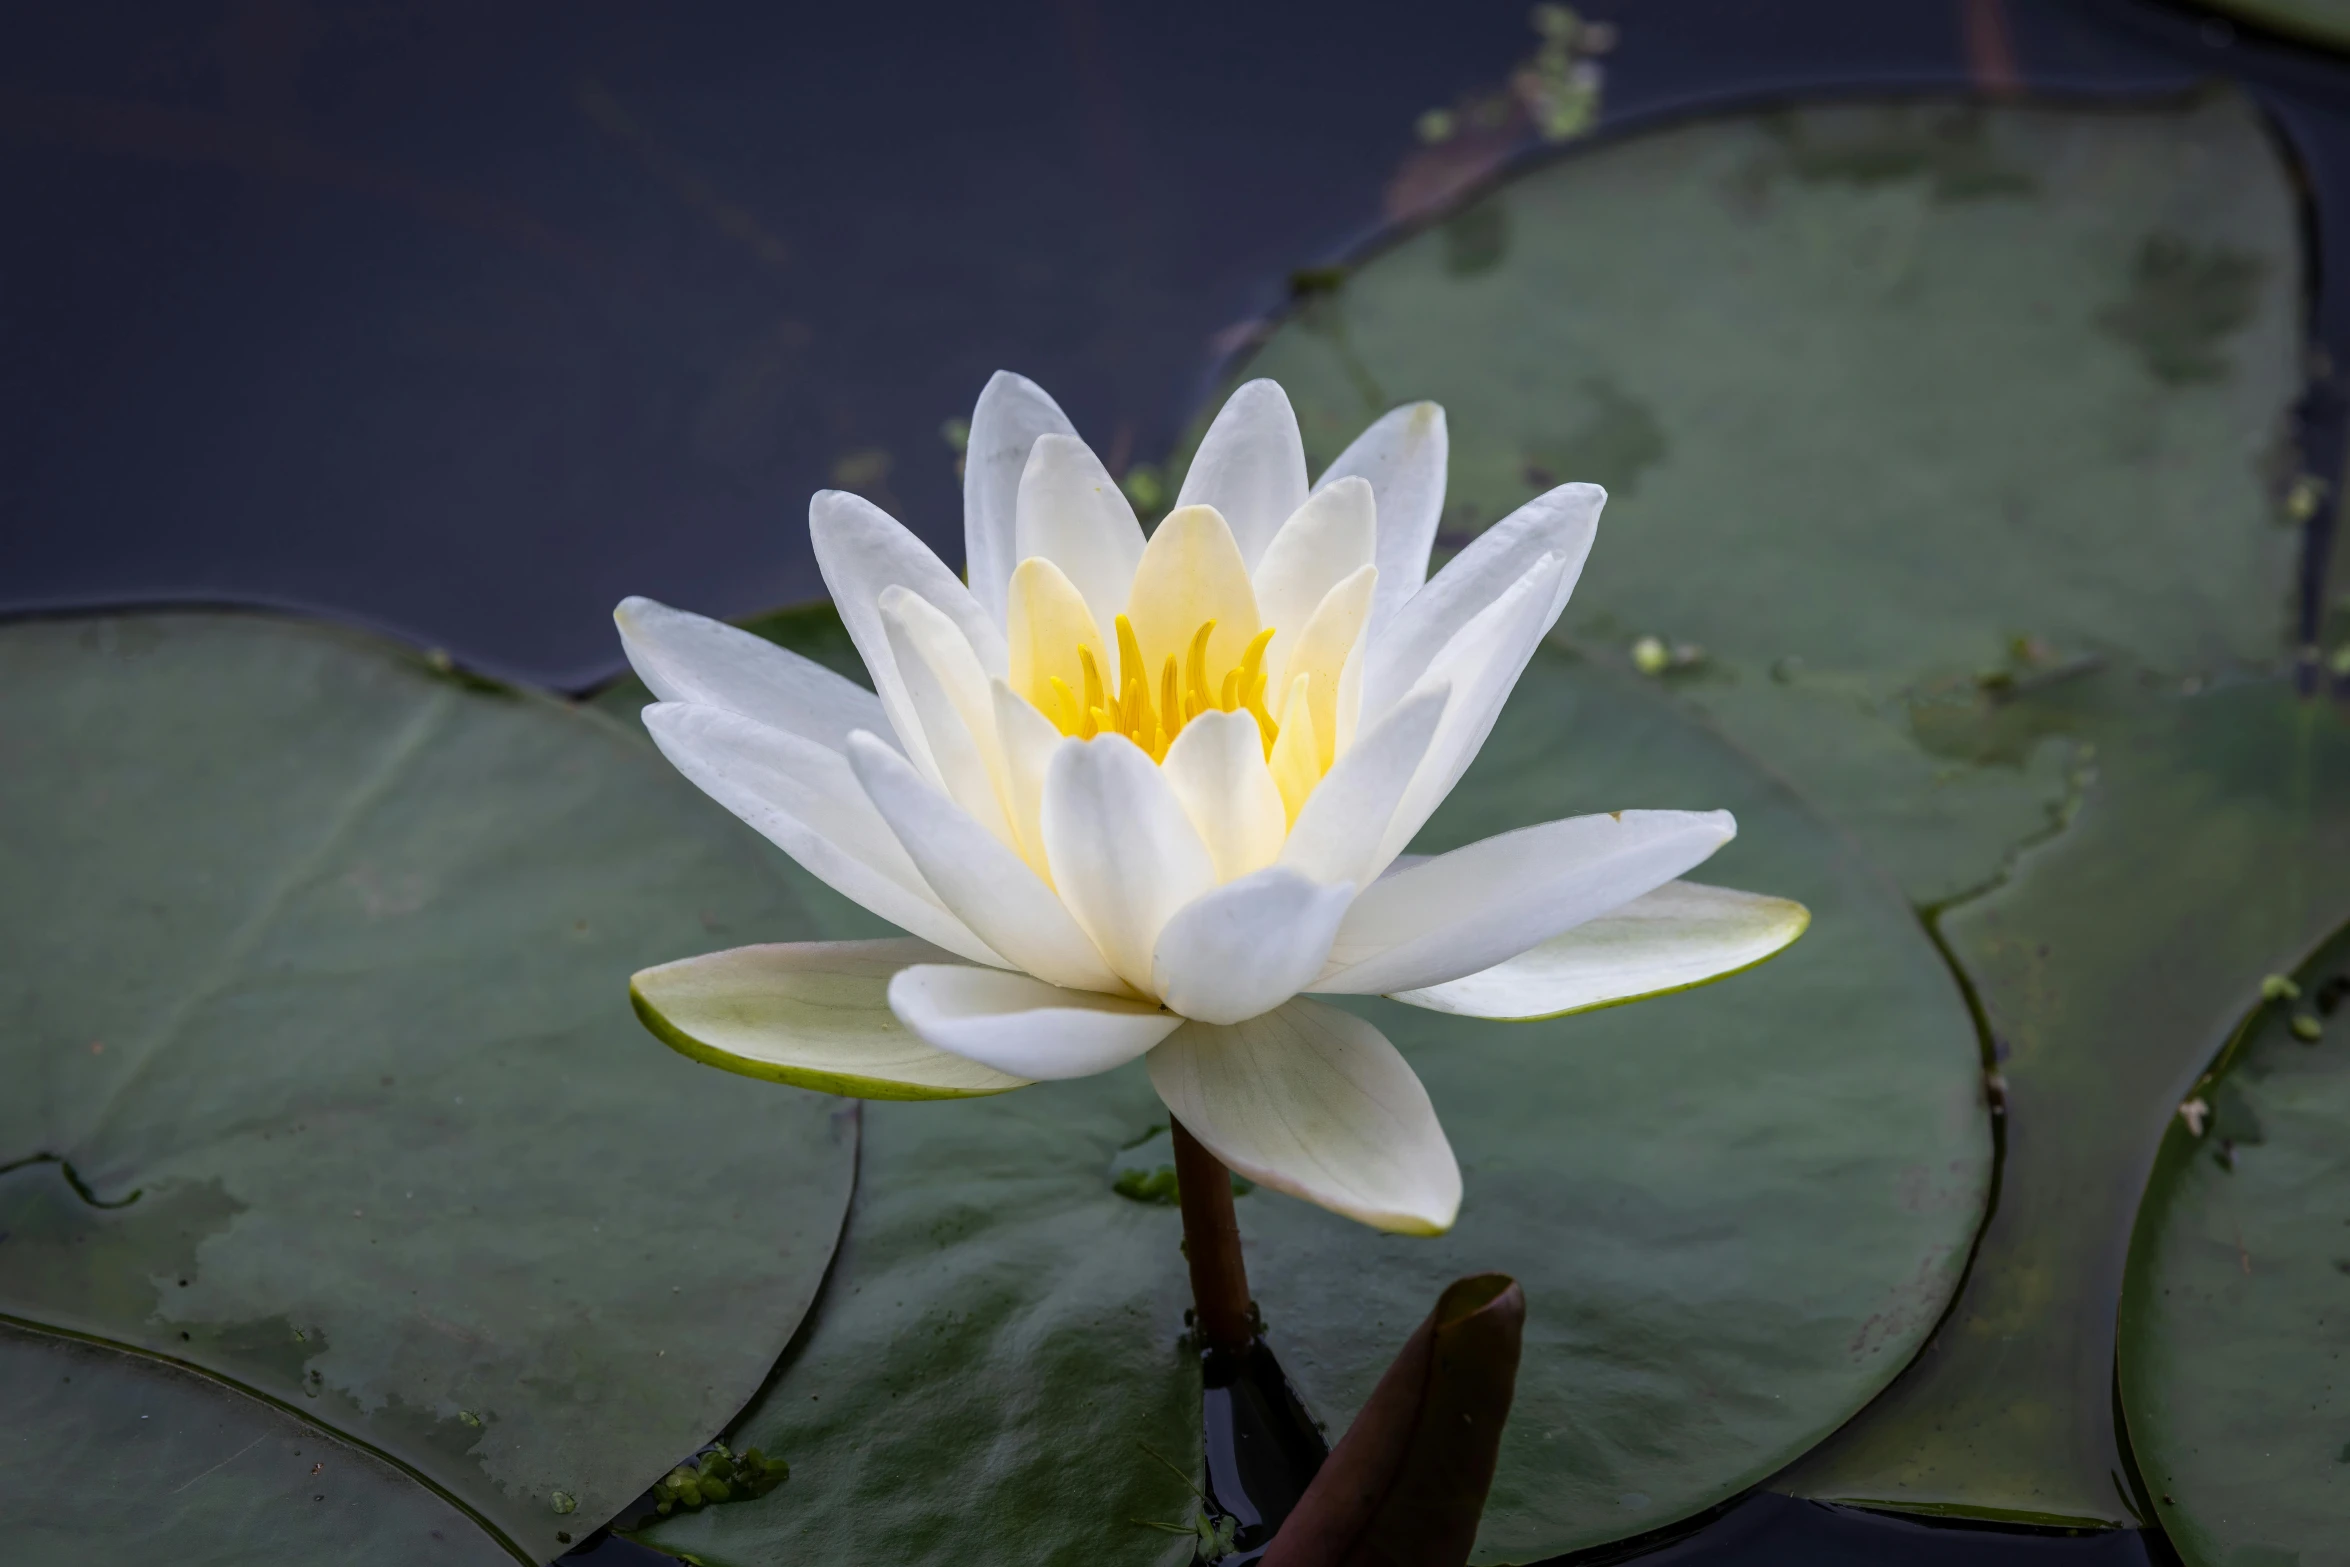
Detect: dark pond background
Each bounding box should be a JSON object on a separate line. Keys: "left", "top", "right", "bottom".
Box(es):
{"left": 5, "top": 1, "right": 2346, "bottom": 1562}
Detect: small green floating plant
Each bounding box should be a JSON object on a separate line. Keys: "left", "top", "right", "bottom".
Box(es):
{"left": 616, "top": 370, "right": 1809, "bottom": 1552}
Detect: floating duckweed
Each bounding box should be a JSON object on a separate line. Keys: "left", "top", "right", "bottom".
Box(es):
{"left": 550, "top": 1490, "right": 577, "bottom": 1516}
{"left": 2261, "top": 974, "right": 2302, "bottom": 1002}
{"left": 1632, "top": 635, "right": 1670, "bottom": 675}
{"left": 938, "top": 417, "right": 970, "bottom": 454}
{"left": 651, "top": 1442, "right": 788, "bottom": 1516}
{"left": 2290, "top": 1013, "right": 2323, "bottom": 1043}
{"left": 458, "top": 1409, "right": 483, "bottom": 1429}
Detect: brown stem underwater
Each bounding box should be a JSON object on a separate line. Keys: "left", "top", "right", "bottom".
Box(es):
{"left": 1170, "top": 1117, "right": 1254, "bottom": 1355}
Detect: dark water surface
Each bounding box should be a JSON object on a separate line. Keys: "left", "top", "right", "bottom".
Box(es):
{"left": 7, "top": 3, "right": 2348, "bottom": 1563}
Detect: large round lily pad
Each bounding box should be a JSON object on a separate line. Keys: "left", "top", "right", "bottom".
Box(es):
{"left": 2119, "top": 918, "right": 2350, "bottom": 1566}
{"left": 632, "top": 626, "right": 1989, "bottom": 1564}
{"left": 1221, "top": 89, "right": 2314, "bottom": 1526}
{"left": 1249, "top": 648, "right": 1989, "bottom": 1562}
{"left": 0, "top": 1321, "right": 511, "bottom": 1566}
{"left": 0, "top": 612, "right": 856, "bottom": 1560}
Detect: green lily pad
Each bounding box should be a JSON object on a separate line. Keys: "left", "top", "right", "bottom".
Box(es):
{"left": 0, "top": 1321, "right": 512, "bottom": 1565}
{"left": 2118, "top": 918, "right": 2350, "bottom": 1565}
{"left": 635, "top": 1067, "right": 1206, "bottom": 1567}
{"left": 633, "top": 636, "right": 1988, "bottom": 1565}
{"left": 1250, "top": 648, "right": 1989, "bottom": 1562}
{"left": 1221, "top": 90, "right": 2318, "bottom": 1526}
{"left": 0, "top": 612, "right": 856, "bottom": 1560}
{"left": 1776, "top": 678, "right": 2350, "bottom": 1523}
{"left": 2191, "top": 0, "right": 2350, "bottom": 51}
{"left": 1228, "top": 90, "right": 2301, "bottom": 909}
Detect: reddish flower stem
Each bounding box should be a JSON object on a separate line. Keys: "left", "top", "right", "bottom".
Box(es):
{"left": 1170, "top": 1118, "right": 1255, "bottom": 1355}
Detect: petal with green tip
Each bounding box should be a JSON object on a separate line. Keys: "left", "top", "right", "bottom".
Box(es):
{"left": 631, "top": 938, "right": 1031, "bottom": 1099}
{"left": 1387, "top": 881, "right": 1811, "bottom": 1022}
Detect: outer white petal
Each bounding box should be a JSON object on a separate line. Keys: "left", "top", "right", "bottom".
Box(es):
{"left": 990, "top": 679, "right": 1062, "bottom": 871}
{"left": 1175, "top": 379, "right": 1309, "bottom": 571}
{"left": 1363, "top": 482, "right": 1602, "bottom": 719}
{"left": 632, "top": 938, "right": 1028, "bottom": 1099}
{"left": 1150, "top": 869, "right": 1355, "bottom": 1026}
{"left": 1313, "top": 401, "right": 1449, "bottom": 637}
{"left": 1319, "top": 809, "right": 1738, "bottom": 996}
{"left": 880, "top": 588, "right": 1016, "bottom": 847}
{"left": 1390, "top": 881, "right": 1812, "bottom": 1020}
{"left": 889, "top": 964, "right": 1178, "bottom": 1080}
{"left": 1278, "top": 683, "right": 1448, "bottom": 889}
{"left": 811, "top": 488, "right": 1010, "bottom": 782}
{"left": 1160, "top": 710, "right": 1288, "bottom": 883}
{"left": 615, "top": 595, "right": 891, "bottom": 753}
{"left": 1040, "top": 733, "right": 1218, "bottom": 996}
{"left": 1374, "top": 552, "right": 1570, "bottom": 867}
{"left": 1016, "top": 434, "right": 1146, "bottom": 640}
{"left": 847, "top": 732, "right": 1127, "bottom": 995}
{"left": 1147, "top": 999, "right": 1461, "bottom": 1235}
{"left": 965, "top": 370, "right": 1078, "bottom": 629}
{"left": 641, "top": 704, "right": 1001, "bottom": 966}
{"left": 1251, "top": 476, "right": 1376, "bottom": 690}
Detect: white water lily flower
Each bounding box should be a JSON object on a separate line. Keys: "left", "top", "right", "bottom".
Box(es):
{"left": 620, "top": 373, "right": 1808, "bottom": 1234}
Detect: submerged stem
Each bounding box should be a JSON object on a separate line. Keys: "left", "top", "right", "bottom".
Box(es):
{"left": 1170, "top": 1118, "right": 1254, "bottom": 1355}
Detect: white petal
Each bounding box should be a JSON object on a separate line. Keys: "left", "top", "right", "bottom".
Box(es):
{"left": 880, "top": 588, "right": 1016, "bottom": 847}
{"left": 1375, "top": 552, "right": 1569, "bottom": 866}
{"left": 811, "top": 488, "right": 1010, "bottom": 782}
{"left": 1391, "top": 881, "right": 1811, "bottom": 1020}
{"left": 1147, "top": 1000, "right": 1460, "bottom": 1235}
{"left": 1016, "top": 434, "right": 1146, "bottom": 640}
{"left": 1160, "top": 710, "right": 1288, "bottom": 883}
{"left": 889, "top": 964, "right": 1178, "bottom": 1080}
{"left": 990, "top": 680, "right": 1062, "bottom": 872}
{"left": 964, "top": 371, "right": 1078, "bottom": 629}
{"left": 1252, "top": 476, "right": 1376, "bottom": 688}
{"left": 632, "top": 938, "right": 1028, "bottom": 1099}
{"left": 1175, "top": 379, "right": 1308, "bottom": 571}
{"left": 847, "top": 732, "right": 1127, "bottom": 994}
{"left": 641, "top": 704, "right": 1000, "bottom": 966}
{"left": 1040, "top": 733, "right": 1218, "bottom": 995}
{"left": 1363, "top": 482, "right": 1602, "bottom": 719}
{"left": 1279, "top": 683, "right": 1448, "bottom": 889}
{"left": 1319, "top": 809, "right": 1738, "bottom": 996}
{"left": 1314, "top": 401, "right": 1449, "bottom": 637}
{"left": 1150, "top": 869, "right": 1354, "bottom": 1025}
{"left": 615, "top": 596, "right": 891, "bottom": 753}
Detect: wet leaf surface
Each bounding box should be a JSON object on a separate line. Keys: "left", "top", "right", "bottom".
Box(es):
{"left": 0, "top": 613, "right": 856, "bottom": 1560}
{"left": 2119, "top": 917, "right": 2350, "bottom": 1566}
{"left": 0, "top": 1321, "right": 515, "bottom": 1567}
{"left": 632, "top": 1066, "right": 1206, "bottom": 1567}
{"left": 1229, "top": 91, "right": 2323, "bottom": 1530}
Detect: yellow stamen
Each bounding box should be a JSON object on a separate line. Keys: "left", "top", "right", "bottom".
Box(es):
{"left": 1078, "top": 643, "right": 1106, "bottom": 719}
{"left": 1184, "top": 620, "right": 1217, "bottom": 719}
{"left": 1160, "top": 657, "right": 1182, "bottom": 751}
{"left": 1113, "top": 614, "right": 1147, "bottom": 695}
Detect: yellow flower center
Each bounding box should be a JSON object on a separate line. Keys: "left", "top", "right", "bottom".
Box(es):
{"left": 1047, "top": 614, "right": 1277, "bottom": 761}
{"left": 1005, "top": 503, "right": 1374, "bottom": 821}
